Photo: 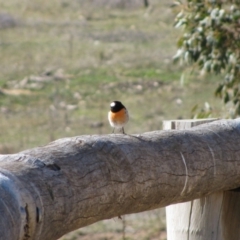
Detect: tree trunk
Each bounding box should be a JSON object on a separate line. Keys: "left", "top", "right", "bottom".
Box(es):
{"left": 1, "top": 119, "right": 240, "bottom": 240}
{"left": 143, "top": 0, "right": 149, "bottom": 8}
{"left": 164, "top": 119, "right": 240, "bottom": 240}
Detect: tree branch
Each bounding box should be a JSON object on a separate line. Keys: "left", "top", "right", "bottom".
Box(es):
{"left": 1, "top": 119, "right": 240, "bottom": 240}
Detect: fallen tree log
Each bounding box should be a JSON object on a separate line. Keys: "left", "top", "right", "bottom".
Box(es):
{"left": 1, "top": 119, "right": 240, "bottom": 240}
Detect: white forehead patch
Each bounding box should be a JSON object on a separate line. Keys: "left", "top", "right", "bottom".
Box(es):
{"left": 110, "top": 102, "right": 116, "bottom": 107}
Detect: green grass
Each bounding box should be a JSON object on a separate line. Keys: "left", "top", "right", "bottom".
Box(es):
{"left": 0, "top": 0, "right": 226, "bottom": 239}
{"left": 0, "top": 0, "right": 225, "bottom": 160}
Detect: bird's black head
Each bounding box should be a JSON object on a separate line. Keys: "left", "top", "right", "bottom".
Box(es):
{"left": 110, "top": 101, "right": 125, "bottom": 113}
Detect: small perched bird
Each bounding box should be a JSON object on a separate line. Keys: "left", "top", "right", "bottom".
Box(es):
{"left": 108, "top": 101, "right": 129, "bottom": 134}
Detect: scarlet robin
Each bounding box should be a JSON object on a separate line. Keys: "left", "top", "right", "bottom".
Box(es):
{"left": 108, "top": 101, "right": 129, "bottom": 134}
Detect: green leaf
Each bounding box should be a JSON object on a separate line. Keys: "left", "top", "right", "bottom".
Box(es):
{"left": 224, "top": 92, "right": 230, "bottom": 103}
{"left": 191, "top": 104, "right": 198, "bottom": 113}
{"left": 173, "top": 0, "right": 240, "bottom": 117}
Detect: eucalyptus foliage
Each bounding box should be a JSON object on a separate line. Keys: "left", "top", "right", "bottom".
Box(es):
{"left": 173, "top": 0, "right": 240, "bottom": 117}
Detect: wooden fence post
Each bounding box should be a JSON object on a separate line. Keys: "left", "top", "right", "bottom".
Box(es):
{"left": 163, "top": 118, "right": 240, "bottom": 240}
{"left": 2, "top": 119, "right": 240, "bottom": 239}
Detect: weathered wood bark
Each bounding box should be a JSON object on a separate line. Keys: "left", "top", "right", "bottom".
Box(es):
{"left": 1, "top": 119, "right": 240, "bottom": 240}
{"left": 164, "top": 119, "right": 240, "bottom": 240}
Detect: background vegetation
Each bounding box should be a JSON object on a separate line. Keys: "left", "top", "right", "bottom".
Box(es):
{"left": 0, "top": 0, "right": 228, "bottom": 239}
{"left": 173, "top": 0, "right": 240, "bottom": 118}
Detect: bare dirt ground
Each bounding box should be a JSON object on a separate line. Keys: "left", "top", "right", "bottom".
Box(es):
{"left": 59, "top": 209, "right": 167, "bottom": 240}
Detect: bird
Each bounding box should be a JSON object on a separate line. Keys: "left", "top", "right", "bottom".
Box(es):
{"left": 108, "top": 101, "right": 129, "bottom": 134}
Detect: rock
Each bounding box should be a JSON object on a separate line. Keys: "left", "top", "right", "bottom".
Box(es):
{"left": 0, "top": 13, "right": 18, "bottom": 29}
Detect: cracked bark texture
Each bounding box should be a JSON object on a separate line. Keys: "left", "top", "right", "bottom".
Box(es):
{"left": 1, "top": 119, "right": 240, "bottom": 240}
{"left": 165, "top": 118, "right": 240, "bottom": 240}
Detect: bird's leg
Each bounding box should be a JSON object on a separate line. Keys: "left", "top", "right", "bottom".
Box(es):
{"left": 122, "top": 127, "right": 125, "bottom": 134}
{"left": 112, "top": 128, "right": 115, "bottom": 134}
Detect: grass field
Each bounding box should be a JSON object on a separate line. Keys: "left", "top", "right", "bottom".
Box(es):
{"left": 0, "top": 0, "right": 226, "bottom": 239}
